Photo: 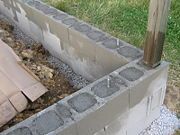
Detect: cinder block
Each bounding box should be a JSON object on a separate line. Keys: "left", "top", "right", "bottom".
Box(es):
{"left": 15, "top": 2, "right": 31, "bottom": 37}
{"left": 74, "top": 87, "right": 129, "bottom": 135}
{"left": 48, "top": 120, "right": 78, "bottom": 135}
{"left": 129, "top": 62, "right": 169, "bottom": 108}
{"left": 68, "top": 23, "right": 96, "bottom": 60}
{"left": 50, "top": 104, "right": 78, "bottom": 135}
{"left": 68, "top": 93, "right": 97, "bottom": 113}
{"left": 27, "top": 0, "right": 70, "bottom": 43}
{"left": 126, "top": 97, "right": 148, "bottom": 128}
{"left": 94, "top": 129, "right": 106, "bottom": 135}
{"left": 95, "top": 45, "right": 128, "bottom": 79}
{"left": 151, "top": 89, "right": 162, "bottom": 111}
{"left": 104, "top": 112, "right": 127, "bottom": 135}
{"left": 68, "top": 22, "right": 128, "bottom": 80}
{"left": 0, "top": 100, "right": 17, "bottom": 127}
{"left": 119, "top": 67, "right": 144, "bottom": 82}
{"left": 101, "top": 36, "right": 124, "bottom": 49}
{"left": 117, "top": 46, "right": 142, "bottom": 61}
{"left": 62, "top": 17, "right": 79, "bottom": 27}
{"left": 55, "top": 104, "right": 73, "bottom": 120}
{"left": 9, "top": 92, "right": 28, "bottom": 113}
{"left": 86, "top": 29, "right": 106, "bottom": 42}
{"left": 53, "top": 11, "right": 68, "bottom": 20}
{"left": 73, "top": 23, "right": 92, "bottom": 34}
{"left": 6, "top": 127, "right": 32, "bottom": 135}
{"left": 31, "top": 111, "right": 64, "bottom": 135}
{"left": 91, "top": 76, "right": 127, "bottom": 98}
{"left": 91, "top": 79, "right": 120, "bottom": 98}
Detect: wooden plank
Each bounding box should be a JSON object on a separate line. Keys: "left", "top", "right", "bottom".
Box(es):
{"left": 143, "top": 0, "right": 171, "bottom": 67}
{"left": 0, "top": 100, "right": 17, "bottom": 128}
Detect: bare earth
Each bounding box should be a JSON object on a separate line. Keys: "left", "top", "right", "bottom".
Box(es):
{"left": 0, "top": 19, "right": 76, "bottom": 132}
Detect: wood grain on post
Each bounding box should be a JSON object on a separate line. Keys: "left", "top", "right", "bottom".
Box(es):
{"left": 143, "top": 0, "right": 171, "bottom": 67}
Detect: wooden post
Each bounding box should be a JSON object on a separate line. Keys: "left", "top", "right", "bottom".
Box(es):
{"left": 143, "top": 0, "right": 171, "bottom": 67}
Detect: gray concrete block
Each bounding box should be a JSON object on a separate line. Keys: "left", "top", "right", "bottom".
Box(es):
{"left": 74, "top": 78, "right": 129, "bottom": 135}
{"left": 74, "top": 84, "right": 129, "bottom": 135}
{"left": 55, "top": 104, "right": 72, "bottom": 119}
{"left": 31, "top": 0, "right": 58, "bottom": 17}
{"left": 129, "top": 62, "right": 169, "bottom": 108}
{"left": 95, "top": 45, "right": 129, "bottom": 80}
{"left": 119, "top": 67, "right": 144, "bottom": 81}
{"left": 62, "top": 17, "right": 78, "bottom": 26}
{"left": 102, "top": 37, "right": 123, "bottom": 49}
{"left": 31, "top": 111, "right": 64, "bottom": 135}
{"left": 53, "top": 12, "right": 68, "bottom": 20}
{"left": 0, "top": 1, "right": 169, "bottom": 135}
{"left": 105, "top": 114, "right": 127, "bottom": 135}
{"left": 91, "top": 76, "right": 127, "bottom": 98}
{"left": 48, "top": 122, "right": 78, "bottom": 135}
{"left": 94, "top": 129, "right": 106, "bottom": 135}
{"left": 91, "top": 79, "right": 120, "bottom": 98}
{"left": 68, "top": 93, "right": 97, "bottom": 113}
{"left": 117, "top": 46, "right": 142, "bottom": 61}
{"left": 6, "top": 127, "right": 32, "bottom": 135}
{"left": 68, "top": 25, "right": 98, "bottom": 80}
{"left": 86, "top": 30, "right": 106, "bottom": 42}
{"left": 73, "top": 23, "right": 92, "bottom": 34}
{"left": 151, "top": 89, "right": 162, "bottom": 111}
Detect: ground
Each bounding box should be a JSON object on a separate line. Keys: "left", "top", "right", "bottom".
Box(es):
{"left": 0, "top": 19, "right": 76, "bottom": 131}
{"left": 45, "top": 0, "right": 180, "bottom": 116}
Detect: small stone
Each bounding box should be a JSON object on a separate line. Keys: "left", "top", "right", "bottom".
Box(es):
{"left": 40, "top": 65, "right": 54, "bottom": 79}
{"left": 21, "top": 49, "right": 33, "bottom": 59}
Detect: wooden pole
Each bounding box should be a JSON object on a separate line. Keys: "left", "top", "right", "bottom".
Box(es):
{"left": 143, "top": 0, "right": 171, "bottom": 67}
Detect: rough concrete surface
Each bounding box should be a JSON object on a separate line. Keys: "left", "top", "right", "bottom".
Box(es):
{"left": 7, "top": 127, "right": 32, "bottom": 135}
{"left": 117, "top": 46, "right": 142, "bottom": 61}
{"left": 102, "top": 37, "right": 123, "bottom": 49}
{"left": 68, "top": 93, "right": 97, "bottom": 113}
{"left": 91, "top": 79, "right": 120, "bottom": 98}
{"left": 87, "top": 30, "right": 106, "bottom": 42}
{"left": 31, "top": 111, "right": 64, "bottom": 135}
{"left": 119, "top": 67, "right": 144, "bottom": 81}
{"left": 55, "top": 104, "right": 72, "bottom": 119}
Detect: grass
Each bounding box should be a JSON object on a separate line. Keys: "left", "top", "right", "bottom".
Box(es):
{"left": 44, "top": 0, "right": 180, "bottom": 65}
{"left": 45, "top": 0, "right": 180, "bottom": 101}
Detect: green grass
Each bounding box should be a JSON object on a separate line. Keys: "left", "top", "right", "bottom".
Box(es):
{"left": 45, "top": 0, "right": 180, "bottom": 68}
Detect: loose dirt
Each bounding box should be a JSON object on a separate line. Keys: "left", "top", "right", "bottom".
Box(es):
{"left": 0, "top": 18, "right": 79, "bottom": 131}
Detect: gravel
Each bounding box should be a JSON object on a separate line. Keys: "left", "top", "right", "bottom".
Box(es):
{"left": 0, "top": 14, "right": 35, "bottom": 46}
{"left": 0, "top": 13, "right": 90, "bottom": 90}
{"left": 48, "top": 56, "right": 90, "bottom": 89}
{"left": 0, "top": 13, "right": 179, "bottom": 135}
{"left": 140, "top": 106, "right": 179, "bottom": 135}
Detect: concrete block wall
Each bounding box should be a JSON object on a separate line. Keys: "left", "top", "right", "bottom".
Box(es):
{"left": 0, "top": 0, "right": 169, "bottom": 134}
{"left": 0, "top": 0, "right": 143, "bottom": 81}
{"left": 1, "top": 60, "right": 169, "bottom": 135}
